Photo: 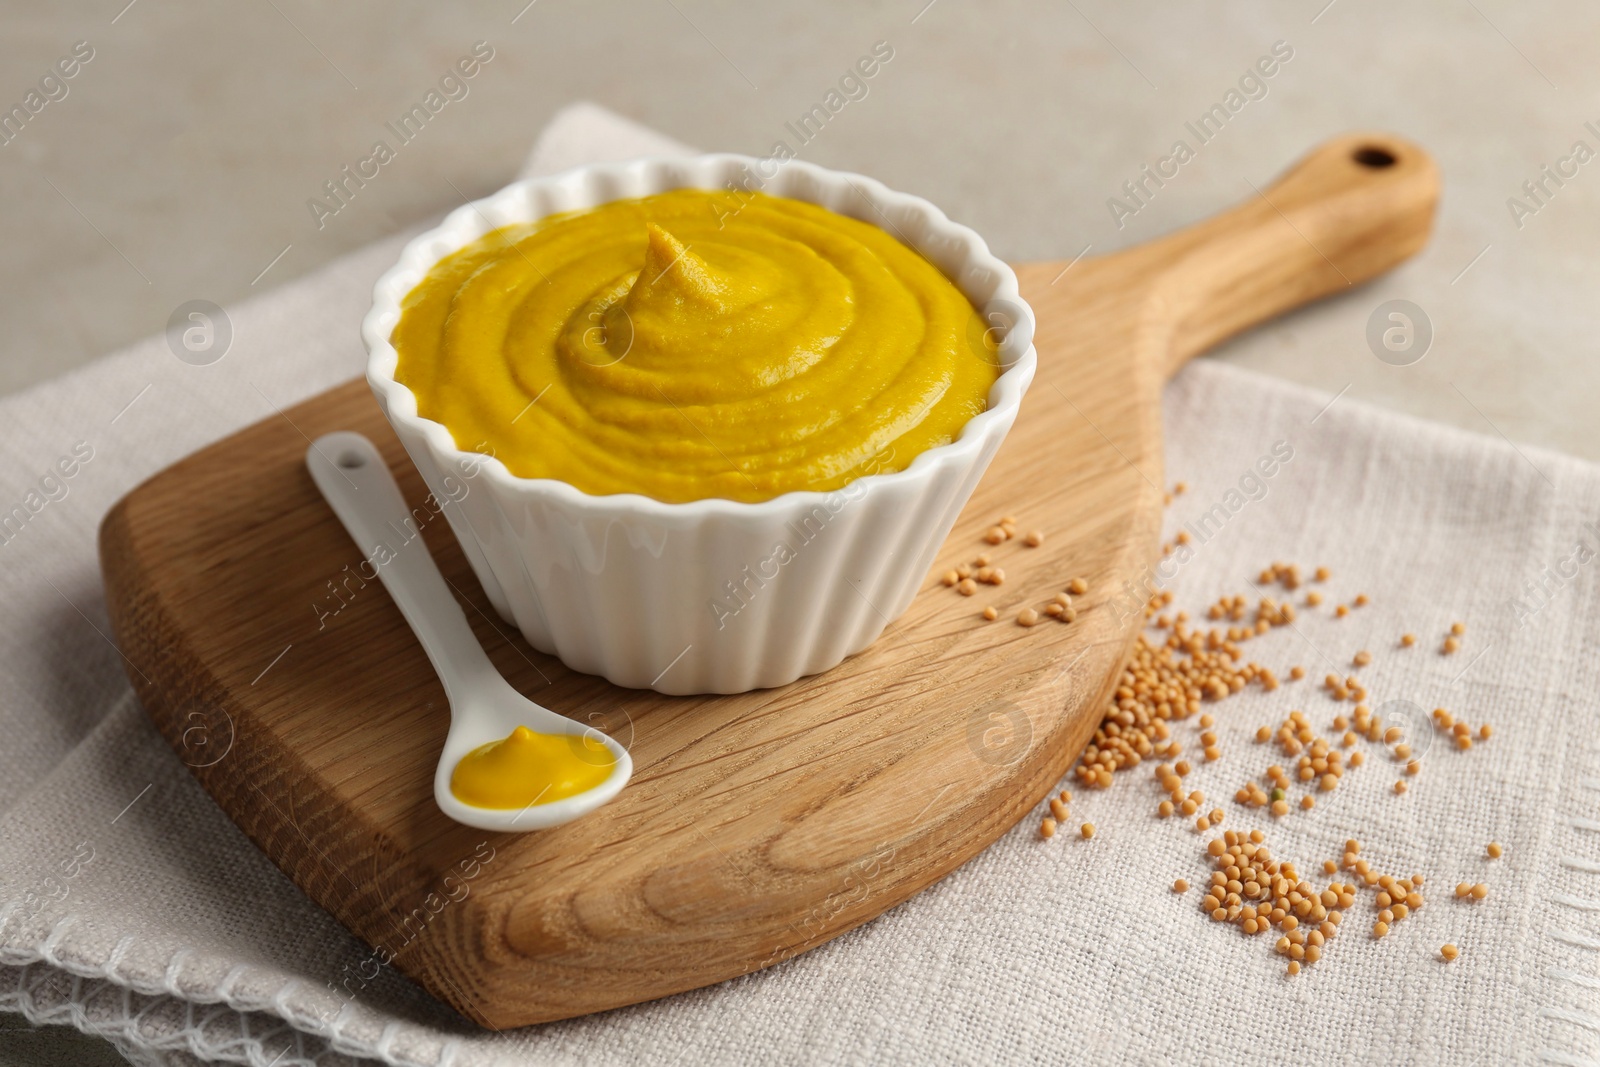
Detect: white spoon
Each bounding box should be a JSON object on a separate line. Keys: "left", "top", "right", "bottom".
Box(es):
{"left": 305, "top": 431, "right": 632, "bottom": 832}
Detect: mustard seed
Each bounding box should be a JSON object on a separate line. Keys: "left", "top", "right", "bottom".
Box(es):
{"left": 1050, "top": 798, "right": 1068, "bottom": 821}
{"left": 957, "top": 578, "right": 977, "bottom": 596}
{"left": 984, "top": 526, "right": 1006, "bottom": 544}
{"left": 1291, "top": 666, "right": 1306, "bottom": 680}
{"left": 1068, "top": 577, "right": 1088, "bottom": 595}
{"left": 1174, "top": 879, "right": 1189, "bottom": 893}
{"left": 982, "top": 606, "right": 998, "bottom": 621}
{"left": 1441, "top": 943, "right": 1459, "bottom": 961}
{"left": 1315, "top": 566, "right": 1331, "bottom": 581}
{"left": 1451, "top": 621, "right": 1465, "bottom": 636}
{"left": 1039, "top": 817, "right": 1056, "bottom": 838}
{"left": 1394, "top": 781, "right": 1407, "bottom": 795}
{"left": 1479, "top": 724, "right": 1493, "bottom": 740}
{"left": 1373, "top": 921, "right": 1389, "bottom": 938}
{"left": 1354, "top": 594, "right": 1369, "bottom": 607}
{"left": 941, "top": 570, "right": 959, "bottom": 586}
{"left": 1158, "top": 800, "right": 1174, "bottom": 818}
{"left": 1024, "top": 530, "right": 1043, "bottom": 547}
{"left": 1018, "top": 608, "right": 1039, "bottom": 627}
{"left": 1081, "top": 823, "right": 1095, "bottom": 840}
{"left": 1401, "top": 633, "right": 1416, "bottom": 647}
{"left": 1456, "top": 883, "right": 1470, "bottom": 898}
{"left": 1487, "top": 842, "right": 1503, "bottom": 858}
{"left": 1443, "top": 637, "right": 1460, "bottom": 654}
{"left": 1336, "top": 605, "right": 1349, "bottom": 618}
{"left": 1471, "top": 883, "right": 1488, "bottom": 900}
{"left": 1301, "top": 795, "right": 1315, "bottom": 811}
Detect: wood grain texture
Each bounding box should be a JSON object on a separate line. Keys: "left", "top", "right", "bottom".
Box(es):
{"left": 98, "top": 134, "right": 1437, "bottom": 1029}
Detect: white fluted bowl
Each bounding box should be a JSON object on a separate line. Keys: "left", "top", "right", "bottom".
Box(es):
{"left": 364, "top": 155, "right": 1036, "bottom": 694}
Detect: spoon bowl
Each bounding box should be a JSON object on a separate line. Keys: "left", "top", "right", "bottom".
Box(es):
{"left": 431, "top": 673, "right": 633, "bottom": 831}
{"left": 306, "top": 430, "right": 632, "bottom": 832}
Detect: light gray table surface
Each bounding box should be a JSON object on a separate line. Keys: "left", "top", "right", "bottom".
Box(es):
{"left": 1, "top": 2, "right": 1594, "bottom": 1063}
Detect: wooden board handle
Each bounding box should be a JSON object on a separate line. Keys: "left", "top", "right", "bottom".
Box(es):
{"left": 1114, "top": 132, "right": 1440, "bottom": 376}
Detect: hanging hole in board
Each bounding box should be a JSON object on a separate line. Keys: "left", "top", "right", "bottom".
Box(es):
{"left": 1352, "top": 146, "right": 1397, "bottom": 169}
{"left": 336, "top": 451, "right": 366, "bottom": 469}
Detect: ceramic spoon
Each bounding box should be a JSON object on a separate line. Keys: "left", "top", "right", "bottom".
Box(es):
{"left": 305, "top": 431, "right": 632, "bottom": 832}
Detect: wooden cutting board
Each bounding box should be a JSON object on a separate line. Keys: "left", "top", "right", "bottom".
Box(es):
{"left": 99, "top": 134, "right": 1437, "bottom": 1029}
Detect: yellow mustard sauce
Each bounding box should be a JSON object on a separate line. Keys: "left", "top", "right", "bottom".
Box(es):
{"left": 392, "top": 188, "right": 1000, "bottom": 503}
{"left": 449, "top": 725, "right": 616, "bottom": 809}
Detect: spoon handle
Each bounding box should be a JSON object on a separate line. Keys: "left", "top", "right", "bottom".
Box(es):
{"left": 306, "top": 431, "right": 498, "bottom": 701}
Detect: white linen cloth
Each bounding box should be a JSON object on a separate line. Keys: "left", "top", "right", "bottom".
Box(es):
{"left": 2, "top": 103, "right": 1598, "bottom": 1067}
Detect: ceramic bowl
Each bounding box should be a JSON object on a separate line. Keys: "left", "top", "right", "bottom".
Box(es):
{"left": 364, "top": 154, "right": 1036, "bottom": 694}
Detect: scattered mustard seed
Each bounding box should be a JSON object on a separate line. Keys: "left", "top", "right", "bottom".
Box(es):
{"left": 1451, "top": 621, "right": 1466, "bottom": 636}
{"left": 1487, "top": 842, "right": 1503, "bottom": 859}
{"left": 981, "top": 606, "right": 998, "bottom": 621}
{"left": 1024, "top": 530, "right": 1043, "bottom": 547}
{"left": 1018, "top": 608, "right": 1039, "bottom": 627}
{"left": 1471, "top": 883, "right": 1488, "bottom": 900}
{"left": 1081, "top": 823, "right": 1095, "bottom": 840}
{"left": 1039, "top": 817, "right": 1056, "bottom": 838}
{"left": 1443, "top": 636, "right": 1460, "bottom": 654}
{"left": 1441, "top": 943, "right": 1459, "bottom": 961}
{"left": 1068, "top": 577, "right": 1088, "bottom": 595}
{"left": 957, "top": 578, "right": 977, "bottom": 596}
{"left": 1174, "top": 878, "right": 1189, "bottom": 893}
